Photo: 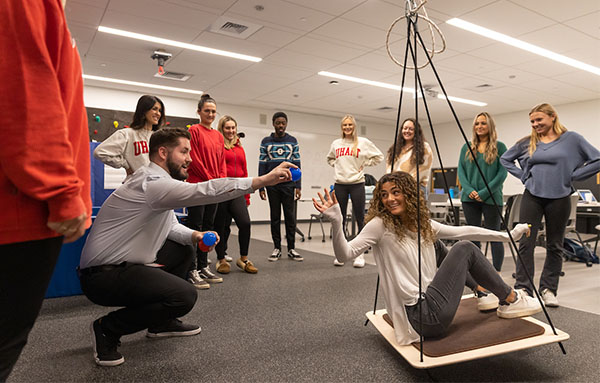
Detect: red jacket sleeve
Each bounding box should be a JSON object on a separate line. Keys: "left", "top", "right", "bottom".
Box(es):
{"left": 0, "top": 0, "right": 87, "bottom": 224}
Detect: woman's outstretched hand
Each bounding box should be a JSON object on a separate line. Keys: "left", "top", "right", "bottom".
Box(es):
{"left": 313, "top": 188, "right": 338, "bottom": 213}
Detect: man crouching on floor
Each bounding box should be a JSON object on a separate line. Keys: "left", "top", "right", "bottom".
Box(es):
{"left": 79, "top": 127, "right": 296, "bottom": 366}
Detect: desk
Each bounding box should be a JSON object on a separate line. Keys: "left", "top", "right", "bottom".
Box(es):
{"left": 576, "top": 202, "right": 600, "bottom": 234}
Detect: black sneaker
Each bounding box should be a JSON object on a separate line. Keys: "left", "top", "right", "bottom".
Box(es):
{"left": 268, "top": 248, "right": 282, "bottom": 262}
{"left": 288, "top": 249, "right": 304, "bottom": 261}
{"left": 146, "top": 319, "right": 201, "bottom": 338}
{"left": 199, "top": 267, "right": 223, "bottom": 283}
{"left": 91, "top": 319, "right": 124, "bottom": 367}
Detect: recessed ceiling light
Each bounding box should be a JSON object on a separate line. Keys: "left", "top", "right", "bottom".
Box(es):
{"left": 83, "top": 74, "right": 203, "bottom": 95}
{"left": 329, "top": 80, "right": 339, "bottom": 85}
{"left": 446, "top": 18, "right": 600, "bottom": 76}
{"left": 98, "top": 26, "right": 262, "bottom": 63}
{"left": 317, "top": 71, "right": 487, "bottom": 107}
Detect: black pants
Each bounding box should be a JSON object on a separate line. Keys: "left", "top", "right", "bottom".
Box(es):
{"left": 79, "top": 240, "right": 197, "bottom": 337}
{"left": 186, "top": 203, "right": 218, "bottom": 270}
{"left": 0, "top": 236, "right": 63, "bottom": 382}
{"left": 462, "top": 201, "right": 505, "bottom": 271}
{"left": 515, "top": 189, "right": 570, "bottom": 296}
{"left": 334, "top": 182, "right": 366, "bottom": 236}
{"left": 214, "top": 195, "right": 251, "bottom": 259}
{"left": 266, "top": 185, "right": 296, "bottom": 250}
{"left": 406, "top": 241, "right": 511, "bottom": 338}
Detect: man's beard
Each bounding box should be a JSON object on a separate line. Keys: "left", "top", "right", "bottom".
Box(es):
{"left": 166, "top": 156, "right": 188, "bottom": 181}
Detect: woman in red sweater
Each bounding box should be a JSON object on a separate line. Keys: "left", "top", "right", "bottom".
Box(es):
{"left": 214, "top": 116, "right": 257, "bottom": 274}
{"left": 185, "top": 94, "right": 227, "bottom": 288}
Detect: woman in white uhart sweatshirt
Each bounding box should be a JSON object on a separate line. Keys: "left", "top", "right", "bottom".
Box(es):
{"left": 94, "top": 95, "right": 165, "bottom": 178}
{"left": 326, "top": 114, "right": 383, "bottom": 267}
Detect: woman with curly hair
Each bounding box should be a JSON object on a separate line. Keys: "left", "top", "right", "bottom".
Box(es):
{"left": 313, "top": 171, "right": 540, "bottom": 345}
{"left": 386, "top": 118, "right": 433, "bottom": 196}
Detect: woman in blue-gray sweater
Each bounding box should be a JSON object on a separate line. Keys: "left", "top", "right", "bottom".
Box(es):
{"left": 501, "top": 103, "right": 600, "bottom": 307}
{"left": 459, "top": 113, "right": 507, "bottom": 267}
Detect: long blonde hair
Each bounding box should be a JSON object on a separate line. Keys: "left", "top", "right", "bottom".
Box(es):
{"left": 340, "top": 114, "right": 359, "bottom": 155}
{"left": 524, "top": 103, "right": 567, "bottom": 156}
{"left": 366, "top": 171, "right": 434, "bottom": 244}
{"left": 218, "top": 115, "right": 240, "bottom": 149}
{"left": 465, "top": 112, "right": 499, "bottom": 164}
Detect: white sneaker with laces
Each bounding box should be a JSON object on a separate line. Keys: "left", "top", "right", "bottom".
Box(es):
{"left": 353, "top": 254, "right": 366, "bottom": 268}
{"left": 333, "top": 258, "right": 344, "bottom": 266}
{"left": 497, "top": 290, "right": 542, "bottom": 319}
{"left": 541, "top": 288, "right": 559, "bottom": 307}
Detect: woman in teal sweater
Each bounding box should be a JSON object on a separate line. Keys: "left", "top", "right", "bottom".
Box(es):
{"left": 458, "top": 112, "right": 507, "bottom": 272}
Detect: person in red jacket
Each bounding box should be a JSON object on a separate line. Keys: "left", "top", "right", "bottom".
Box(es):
{"left": 0, "top": 0, "right": 92, "bottom": 380}
{"left": 214, "top": 116, "right": 257, "bottom": 274}
{"left": 185, "top": 94, "right": 227, "bottom": 288}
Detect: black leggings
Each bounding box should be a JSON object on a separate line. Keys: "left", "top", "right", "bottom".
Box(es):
{"left": 0, "top": 237, "right": 63, "bottom": 382}
{"left": 186, "top": 203, "right": 218, "bottom": 269}
{"left": 334, "top": 182, "right": 366, "bottom": 235}
{"left": 515, "top": 189, "right": 570, "bottom": 296}
{"left": 214, "top": 195, "right": 251, "bottom": 259}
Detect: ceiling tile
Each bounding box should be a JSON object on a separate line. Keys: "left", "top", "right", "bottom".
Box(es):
{"left": 284, "top": 0, "right": 366, "bottom": 16}
{"left": 460, "top": 0, "right": 555, "bottom": 36}
{"left": 511, "top": 0, "right": 600, "bottom": 22}
{"left": 284, "top": 36, "right": 369, "bottom": 62}
{"left": 563, "top": 11, "right": 600, "bottom": 38}
{"left": 311, "top": 17, "right": 395, "bottom": 49}
{"left": 227, "top": 0, "right": 335, "bottom": 32}
{"left": 518, "top": 24, "right": 598, "bottom": 55}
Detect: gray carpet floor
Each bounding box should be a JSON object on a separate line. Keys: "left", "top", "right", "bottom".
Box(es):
{"left": 9, "top": 237, "right": 600, "bottom": 382}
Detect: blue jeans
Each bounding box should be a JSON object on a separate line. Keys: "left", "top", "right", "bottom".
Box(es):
{"left": 462, "top": 200, "right": 504, "bottom": 271}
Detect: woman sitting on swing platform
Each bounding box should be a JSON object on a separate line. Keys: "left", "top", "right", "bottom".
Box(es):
{"left": 313, "top": 171, "right": 542, "bottom": 345}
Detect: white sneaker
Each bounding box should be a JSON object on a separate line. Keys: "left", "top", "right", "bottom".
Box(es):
{"left": 333, "top": 258, "right": 344, "bottom": 266}
{"left": 224, "top": 255, "right": 233, "bottom": 262}
{"left": 497, "top": 290, "right": 542, "bottom": 319}
{"left": 541, "top": 288, "right": 559, "bottom": 307}
{"left": 353, "top": 254, "right": 365, "bottom": 268}
{"left": 475, "top": 290, "right": 499, "bottom": 311}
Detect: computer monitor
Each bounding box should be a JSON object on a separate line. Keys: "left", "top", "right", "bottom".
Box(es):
{"left": 578, "top": 189, "right": 597, "bottom": 203}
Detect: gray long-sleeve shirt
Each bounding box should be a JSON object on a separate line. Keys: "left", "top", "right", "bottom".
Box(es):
{"left": 500, "top": 131, "right": 600, "bottom": 199}
{"left": 80, "top": 162, "right": 253, "bottom": 268}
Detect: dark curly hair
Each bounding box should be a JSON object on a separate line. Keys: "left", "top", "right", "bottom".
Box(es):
{"left": 366, "top": 171, "right": 434, "bottom": 244}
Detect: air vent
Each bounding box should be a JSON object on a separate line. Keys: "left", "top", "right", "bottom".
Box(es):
{"left": 154, "top": 71, "right": 192, "bottom": 82}
{"left": 466, "top": 83, "right": 501, "bottom": 93}
{"left": 209, "top": 16, "right": 263, "bottom": 39}
{"left": 221, "top": 21, "right": 248, "bottom": 35}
